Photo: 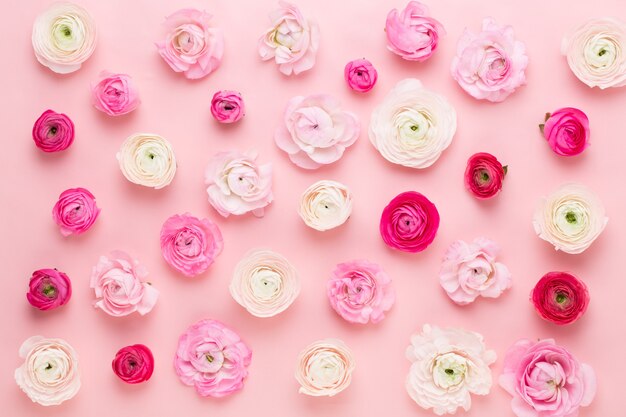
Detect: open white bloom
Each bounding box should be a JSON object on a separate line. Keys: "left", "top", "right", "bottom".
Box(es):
{"left": 230, "top": 249, "right": 300, "bottom": 317}
{"left": 296, "top": 339, "right": 355, "bottom": 397}
{"left": 15, "top": 336, "right": 81, "bottom": 406}
{"left": 562, "top": 18, "right": 626, "bottom": 88}
{"left": 298, "top": 180, "right": 352, "bottom": 231}
{"left": 533, "top": 183, "right": 608, "bottom": 254}
{"left": 406, "top": 325, "right": 496, "bottom": 415}
{"left": 117, "top": 133, "right": 177, "bottom": 189}
{"left": 32, "top": 2, "right": 97, "bottom": 74}
{"left": 369, "top": 78, "right": 456, "bottom": 169}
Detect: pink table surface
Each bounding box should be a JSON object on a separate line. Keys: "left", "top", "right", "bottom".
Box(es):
{"left": 1, "top": 0, "right": 624, "bottom": 416}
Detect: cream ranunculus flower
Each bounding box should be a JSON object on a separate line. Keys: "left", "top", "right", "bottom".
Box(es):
{"left": 298, "top": 180, "right": 352, "bottom": 231}
{"left": 14, "top": 336, "right": 81, "bottom": 406}
{"left": 406, "top": 325, "right": 496, "bottom": 415}
{"left": 117, "top": 133, "right": 177, "bottom": 189}
{"left": 32, "top": 2, "right": 97, "bottom": 74}
{"left": 369, "top": 78, "right": 456, "bottom": 169}
{"left": 230, "top": 249, "right": 300, "bottom": 317}
{"left": 562, "top": 18, "right": 626, "bottom": 88}
{"left": 295, "top": 339, "right": 355, "bottom": 397}
{"left": 533, "top": 183, "right": 608, "bottom": 254}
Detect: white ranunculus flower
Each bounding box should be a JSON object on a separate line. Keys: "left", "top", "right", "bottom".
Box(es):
{"left": 533, "top": 183, "right": 608, "bottom": 254}
{"left": 406, "top": 325, "right": 496, "bottom": 415}
{"left": 14, "top": 336, "right": 81, "bottom": 406}
{"left": 298, "top": 180, "right": 352, "bottom": 231}
{"left": 32, "top": 2, "right": 97, "bottom": 74}
{"left": 369, "top": 78, "right": 456, "bottom": 169}
{"left": 295, "top": 339, "right": 355, "bottom": 397}
{"left": 117, "top": 133, "right": 177, "bottom": 189}
{"left": 230, "top": 249, "right": 300, "bottom": 317}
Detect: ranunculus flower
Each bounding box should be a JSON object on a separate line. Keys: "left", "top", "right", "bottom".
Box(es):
{"left": 174, "top": 319, "right": 252, "bottom": 397}
{"left": 160, "top": 213, "right": 223, "bottom": 277}
{"left": 327, "top": 260, "right": 395, "bottom": 324}
{"left": 380, "top": 191, "right": 440, "bottom": 253}
{"left": 26, "top": 269, "right": 72, "bottom": 311}
{"left": 258, "top": 1, "right": 320, "bottom": 75}
{"left": 90, "top": 251, "right": 159, "bottom": 317}
{"left": 52, "top": 187, "right": 100, "bottom": 236}
{"left": 275, "top": 94, "right": 360, "bottom": 169}
{"left": 156, "top": 8, "right": 224, "bottom": 79}
{"left": 562, "top": 18, "right": 626, "bottom": 89}
{"left": 439, "top": 238, "right": 512, "bottom": 305}
{"left": 385, "top": 1, "right": 445, "bottom": 61}
{"left": 500, "top": 339, "right": 596, "bottom": 417}
{"left": 464, "top": 152, "right": 507, "bottom": 199}
{"left": 14, "top": 336, "right": 81, "bottom": 406}
{"left": 369, "top": 78, "right": 456, "bottom": 169}
{"left": 344, "top": 59, "right": 378, "bottom": 92}
{"left": 295, "top": 339, "right": 354, "bottom": 397}
{"left": 210, "top": 91, "right": 245, "bottom": 123}
{"left": 230, "top": 249, "right": 300, "bottom": 317}
{"left": 298, "top": 180, "right": 353, "bottom": 231}
{"left": 117, "top": 133, "right": 177, "bottom": 189}
{"left": 451, "top": 18, "right": 528, "bottom": 102}
{"left": 32, "top": 2, "right": 97, "bottom": 74}
{"left": 205, "top": 150, "right": 273, "bottom": 217}
{"left": 112, "top": 344, "right": 154, "bottom": 384}
{"left": 540, "top": 108, "right": 590, "bottom": 156}
{"left": 91, "top": 71, "right": 140, "bottom": 116}
{"left": 531, "top": 272, "right": 589, "bottom": 325}
{"left": 32, "top": 110, "right": 74, "bottom": 152}
{"left": 406, "top": 325, "right": 496, "bottom": 415}
{"left": 533, "top": 183, "right": 608, "bottom": 254}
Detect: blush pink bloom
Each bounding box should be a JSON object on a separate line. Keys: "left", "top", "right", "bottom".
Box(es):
{"left": 500, "top": 339, "right": 596, "bottom": 417}
{"left": 275, "top": 94, "right": 360, "bottom": 169}
{"left": 91, "top": 71, "right": 140, "bottom": 116}
{"left": 174, "top": 319, "right": 252, "bottom": 397}
{"left": 112, "top": 344, "right": 154, "bottom": 384}
{"left": 90, "top": 251, "right": 159, "bottom": 317}
{"left": 52, "top": 188, "right": 100, "bottom": 236}
{"left": 327, "top": 260, "right": 395, "bottom": 324}
{"left": 451, "top": 18, "right": 528, "bottom": 102}
{"left": 156, "top": 9, "right": 224, "bottom": 79}
{"left": 344, "top": 59, "right": 378, "bottom": 92}
{"left": 540, "top": 108, "right": 590, "bottom": 156}
{"left": 531, "top": 272, "right": 589, "bottom": 325}
{"left": 26, "top": 269, "right": 72, "bottom": 311}
{"left": 160, "top": 213, "right": 224, "bottom": 277}
{"left": 464, "top": 152, "right": 507, "bottom": 199}
{"left": 385, "top": 1, "right": 445, "bottom": 61}
{"left": 210, "top": 91, "right": 245, "bottom": 123}
{"left": 32, "top": 110, "right": 74, "bottom": 153}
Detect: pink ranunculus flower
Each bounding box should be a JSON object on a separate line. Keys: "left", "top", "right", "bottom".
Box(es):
{"left": 531, "top": 272, "right": 589, "bottom": 325}
{"left": 439, "top": 238, "right": 512, "bottom": 305}
{"left": 258, "top": 1, "right": 320, "bottom": 75}
{"left": 451, "top": 18, "right": 528, "bottom": 102}
{"left": 156, "top": 9, "right": 224, "bottom": 80}
{"left": 540, "top": 108, "right": 590, "bottom": 156}
{"left": 90, "top": 251, "right": 159, "bottom": 317}
{"left": 344, "top": 59, "right": 378, "bottom": 92}
{"left": 275, "top": 94, "right": 360, "bottom": 169}
{"left": 160, "top": 213, "right": 224, "bottom": 277}
{"left": 91, "top": 71, "right": 140, "bottom": 116}
{"left": 500, "top": 339, "right": 596, "bottom": 417}
{"left": 385, "top": 1, "right": 445, "bottom": 61}
{"left": 112, "top": 344, "right": 154, "bottom": 384}
{"left": 174, "top": 319, "right": 252, "bottom": 397}
{"left": 27, "top": 269, "right": 72, "bottom": 311}
{"left": 295, "top": 339, "right": 355, "bottom": 397}
{"left": 464, "top": 152, "right": 507, "bottom": 199}
{"left": 32, "top": 110, "right": 74, "bottom": 153}
{"left": 327, "top": 260, "right": 395, "bottom": 324}
{"left": 210, "top": 90, "right": 245, "bottom": 123}
{"left": 52, "top": 188, "right": 100, "bottom": 236}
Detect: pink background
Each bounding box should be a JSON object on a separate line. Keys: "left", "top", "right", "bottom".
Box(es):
{"left": 2, "top": 0, "right": 624, "bottom": 415}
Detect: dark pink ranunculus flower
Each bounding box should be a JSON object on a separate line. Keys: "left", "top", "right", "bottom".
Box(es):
{"left": 464, "top": 152, "right": 507, "bottom": 199}
{"left": 32, "top": 110, "right": 74, "bottom": 152}
{"left": 541, "top": 107, "right": 589, "bottom": 156}
{"left": 26, "top": 268, "right": 72, "bottom": 311}
{"left": 344, "top": 59, "right": 378, "bottom": 92}
{"left": 112, "top": 344, "right": 154, "bottom": 384}
{"left": 52, "top": 188, "right": 100, "bottom": 236}
{"left": 531, "top": 271, "right": 589, "bottom": 325}
{"left": 210, "top": 91, "right": 245, "bottom": 123}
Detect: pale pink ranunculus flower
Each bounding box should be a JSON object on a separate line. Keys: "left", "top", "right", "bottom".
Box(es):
{"left": 295, "top": 339, "right": 355, "bottom": 397}
{"left": 91, "top": 71, "right": 140, "bottom": 116}
{"left": 298, "top": 180, "right": 353, "bottom": 231}
{"left": 385, "top": 1, "right": 445, "bottom": 61}
{"left": 451, "top": 18, "right": 528, "bottom": 102}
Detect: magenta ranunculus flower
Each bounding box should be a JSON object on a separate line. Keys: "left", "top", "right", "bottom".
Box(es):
{"left": 210, "top": 91, "right": 245, "bottom": 123}
{"left": 52, "top": 188, "right": 100, "bottom": 236}
{"left": 32, "top": 110, "right": 75, "bottom": 153}
{"left": 531, "top": 272, "right": 589, "bottom": 325}
{"left": 160, "top": 213, "right": 224, "bottom": 277}
{"left": 500, "top": 339, "right": 596, "bottom": 417}
{"left": 327, "top": 260, "right": 395, "bottom": 324}
{"left": 26, "top": 269, "right": 72, "bottom": 311}
{"left": 385, "top": 1, "right": 445, "bottom": 61}
{"left": 344, "top": 59, "right": 378, "bottom": 92}
{"left": 464, "top": 153, "right": 507, "bottom": 199}
{"left": 112, "top": 344, "right": 154, "bottom": 384}
{"left": 540, "top": 108, "right": 589, "bottom": 156}
{"left": 380, "top": 191, "right": 440, "bottom": 253}
{"left": 91, "top": 71, "right": 140, "bottom": 116}
{"left": 174, "top": 319, "right": 252, "bottom": 397}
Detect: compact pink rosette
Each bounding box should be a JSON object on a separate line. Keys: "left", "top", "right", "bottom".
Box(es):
{"left": 344, "top": 59, "right": 378, "bottom": 92}
{"left": 112, "top": 344, "right": 154, "bottom": 384}
{"left": 91, "top": 71, "right": 140, "bottom": 116}
{"left": 530, "top": 272, "right": 589, "bottom": 325}
{"left": 385, "top": 1, "right": 445, "bottom": 61}
{"left": 32, "top": 110, "right": 75, "bottom": 153}
{"left": 210, "top": 91, "right": 245, "bottom": 123}
{"left": 540, "top": 108, "right": 589, "bottom": 156}
{"left": 52, "top": 188, "right": 100, "bottom": 236}
{"left": 464, "top": 152, "right": 507, "bottom": 199}
{"left": 27, "top": 269, "right": 72, "bottom": 311}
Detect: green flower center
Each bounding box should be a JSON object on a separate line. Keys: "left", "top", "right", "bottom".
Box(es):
{"left": 410, "top": 125, "right": 418, "bottom": 131}
{"left": 565, "top": 211, "right": 577, "bottom": 224}
{"left": 599, "top": 49, "right": 607, "bottom": 56}
{"left": 556, "top": 293, "right": 567, "bottom": 304}
{"left": 445, "top": 368, "right": 455, "bottom": 375}
{"left": 49, "top": 126, "right": 58, "bottom": 135}
{"left": 206, "top": 354, "right": 214, "bottom": 363}
{"left": 42, "top": 284, "right": 57, "bottom": 298}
